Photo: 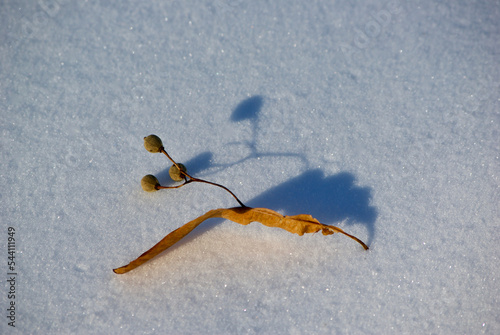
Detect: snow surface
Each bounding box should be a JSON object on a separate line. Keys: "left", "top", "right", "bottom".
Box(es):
{"left": 1, "top": 0, "right": 499, "bottom": 334}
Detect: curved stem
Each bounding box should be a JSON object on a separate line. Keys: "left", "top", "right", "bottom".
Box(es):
{"left": 190, "top": 177, "right": 246, "bottom": 207}
{"left": 160, "top": 148, "right": 246, "bottom": 207}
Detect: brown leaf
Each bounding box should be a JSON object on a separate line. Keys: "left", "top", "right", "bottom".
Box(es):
{"left": 113, "top": 207, "right": 368, "bottom": 274}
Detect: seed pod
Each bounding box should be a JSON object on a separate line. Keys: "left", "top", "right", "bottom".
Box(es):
{"left": 169, "top": 163, "right": 187, "bottom": 182}
{"left": 141, "top": 174, "right": 160, "bottom": 192}
{"left": 143, "top": 135, "right": 163, "bottom": 153}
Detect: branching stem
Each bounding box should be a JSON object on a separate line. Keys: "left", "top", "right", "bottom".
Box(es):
{"left": 159, "top": 147, "right": 247, "bottom": 207}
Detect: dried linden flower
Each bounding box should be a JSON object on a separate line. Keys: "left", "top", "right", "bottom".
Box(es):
{"left": 169, "top": 163, "right": 187, "bottom": 182}
{"left": 141, "top": 174, "right": 160, "bottom": 192}
{"left": 144, "top": 135, "right": 163, "bottom": 153}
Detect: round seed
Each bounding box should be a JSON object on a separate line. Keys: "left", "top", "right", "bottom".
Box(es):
{"left": 141, "top": 174, "right": 160, "bottom": 192}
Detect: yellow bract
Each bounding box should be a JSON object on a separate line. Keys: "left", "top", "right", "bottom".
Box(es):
{"left": 113, "top": 207, "right": 368, "bottom": 274}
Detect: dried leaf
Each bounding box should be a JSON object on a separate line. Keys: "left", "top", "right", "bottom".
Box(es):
{"left": 113, "top": 207, "right": 368, "bottom": 274}
{"left": 113, "top": 209, "right": 223, "bottom": 274}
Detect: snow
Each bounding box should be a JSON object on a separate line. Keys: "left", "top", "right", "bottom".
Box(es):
{"left": 1, "top": 0, "right": 499, "bottom": 333}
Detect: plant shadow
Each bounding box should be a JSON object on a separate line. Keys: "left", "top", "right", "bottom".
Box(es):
{"left": 187, "top": 169, "right": 376, "bottom": 247}
{"left": 248, "top": 169, "right": 376, "bottom": 245}
{"left": 144, "top": 95, "right": 377, "bottom": 266}
{"left": 230, "top": 95, "right": 262, "bottom": 122}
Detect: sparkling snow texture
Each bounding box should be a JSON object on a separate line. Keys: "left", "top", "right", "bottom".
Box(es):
{"left": 1, "top": 1, "right": 498, "bottom": 334}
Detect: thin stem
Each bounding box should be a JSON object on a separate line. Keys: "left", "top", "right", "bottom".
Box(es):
{"left": 160, "top": 148, "right": 247, "bottom": 207}
{"left": 189, "top": 177, "right": 246, "bottom": 207}
{"left": 160, "top": 148, "right": 184, "bottom": 175}
{"left": 157, "top": 182, "right": 190, "bottom": 190}
{"left": 338, "top": 231, "right": 369, "bottom": 250}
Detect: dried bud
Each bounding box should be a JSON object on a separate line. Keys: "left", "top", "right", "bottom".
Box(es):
{"left": 141, "top": 174, "right": 160, "bottom": 192}
{"left": 169, "top": 163, "right": 187, "bottom": 182}
{"left": 143, "top": 135, "right": 163, "bottom": 153}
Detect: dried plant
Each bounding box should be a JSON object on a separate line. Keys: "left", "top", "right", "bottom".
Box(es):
{"left": 113, "top": 135, "right": 368, "bottom": 274}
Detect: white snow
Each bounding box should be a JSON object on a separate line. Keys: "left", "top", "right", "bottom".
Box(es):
{"left": 1, "top": 0, "right": 499, "bottom": 334}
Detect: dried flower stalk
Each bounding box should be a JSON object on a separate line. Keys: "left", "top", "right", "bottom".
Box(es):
{"left": 113, "top": 135, "right": 369, "bottom": 274}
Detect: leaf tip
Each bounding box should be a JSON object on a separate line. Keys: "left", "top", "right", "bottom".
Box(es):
{"left": 113, "top": 267, "right": 128, "bottom": 274}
